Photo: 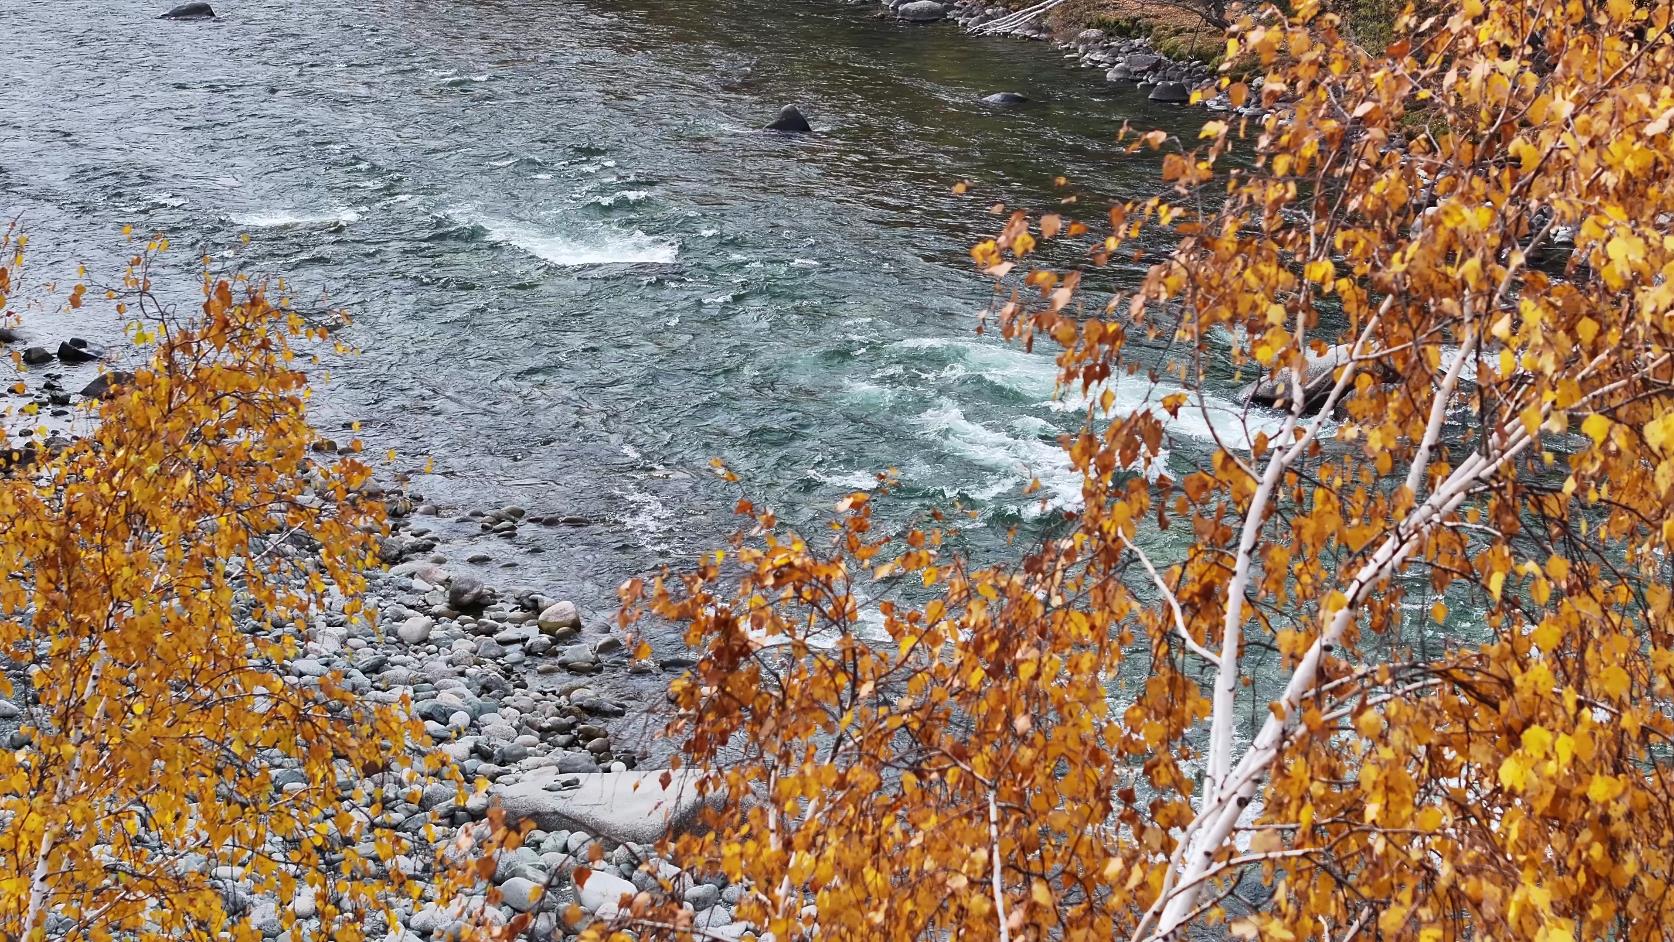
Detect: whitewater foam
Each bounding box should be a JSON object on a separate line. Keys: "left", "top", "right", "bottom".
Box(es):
{"left": 473, "top": 214, "right": 677, "bottom": 266}
{"left": 227, "top": 207, "right": 360, "bottom": 228}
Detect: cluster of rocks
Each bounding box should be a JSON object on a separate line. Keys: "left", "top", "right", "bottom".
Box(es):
{"left": 0, "top": 327, "right": 129, "bottom": 468}
{"left": 0, "top": 481, "right": 752, "bottom": 941}
{"left": 876, "top": 0, "right": 1236, "bottom": 110}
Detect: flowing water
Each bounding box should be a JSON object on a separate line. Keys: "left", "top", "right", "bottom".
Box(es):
{"left": 3, "top": 0, "right": 1273, "bottom": 631}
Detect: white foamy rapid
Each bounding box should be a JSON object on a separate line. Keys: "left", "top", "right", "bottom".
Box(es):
{"left": 227, "top": 207, "right": 361, "bottom": 228}
{"left": 915, "top": 401, "right": 1087, "bottom": 510}
{"left": 474, "top": 214, "right": 677, "bottom": 266}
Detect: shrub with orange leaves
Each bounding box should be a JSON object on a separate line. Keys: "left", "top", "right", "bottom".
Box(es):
{"left": 0, "top": 240, "right": 432, "bottom": 941}
{"left": 614, "top": 1, "right": 1674, "bottom": 941}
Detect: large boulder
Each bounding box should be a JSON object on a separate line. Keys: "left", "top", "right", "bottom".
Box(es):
{"left": 492, "top": 769, "right": 722, "bottom": 844}
{"left": 763, "top": 104, "right": 812, "bottom": 133}
{"left": 159, "top": 1, "right": 215, "bottom": 18}
{"left": 1242, "top": 344, "right": 1352, "bottom": 412}
{"left": 896, "top": 0, "right": 947, "bottom": 22}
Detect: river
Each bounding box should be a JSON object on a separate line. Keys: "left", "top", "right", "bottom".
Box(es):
{"left": 3, "top": 0, "right": 1269, "bottom": 630}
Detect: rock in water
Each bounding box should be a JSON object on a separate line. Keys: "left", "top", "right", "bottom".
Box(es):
{"left": 1242, "top": 344, "right": 1352, "bottom": 413}
{"left": 0, "top": 327, "right": 21, "bottom": 344}
{"left": 21, "top": 347, "right": 52, "bottom": 365}
{"left": 159, "top": 1, "right": 214, "bottom": 17}
{"left": 896, "top": 0, "right": 947, "bottom": 22}
{"left": 763, "top": 104, "right": 812, "bottom": 133}
{"left": 1148, "top": 82, "right": 1190, "bottom": 104}
{"left": 80, "top": 371, "right": 135, "bottom": 400}
{"left": 57, "top": 339, "right": 104, "bottom": 364}
{"left": 981, "top": 92, "right": 1029, "bottom": 106}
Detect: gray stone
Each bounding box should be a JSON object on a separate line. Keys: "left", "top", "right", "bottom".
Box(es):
{"left": 499, "top": 877, "right": 544, "bottom": 913}
{"left": 0, "top": 700, "right": 20, "bottom": 720}
{"left": 684, "top": 882, "right": 722, "bottom": 910}
{"left": 397, "top": 615, "right": 434, "bottom": 644}
{"left": 576, "top": 870, "right": 636, "bottom": 917}
{"left": 1126, "top": 53, "right": 1160, "bottom": 72}
{"left": 897, "top": 0, "right": 946, "bottom": 21}
{"left": 449, "top": 576, "right": 494, "bottom": 612}
{"left": 981, "top": 92, "right": 1029, "bottom": 106}
{"left": 493, "top": 769, "right": 723, "bottom": 844}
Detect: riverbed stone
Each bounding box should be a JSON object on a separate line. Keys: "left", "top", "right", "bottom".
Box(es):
{"left": 981, "top": 91, "right": 1028, "bottom": 106}
{"left": 576, "top": 870, "right": 636, "bottom": 917}
{"left": 492, "top": 769, "right": 721, "bottom": 844}
{"left": 397, "top": 615, "right": 435, "bottom": 644}
{"left": 537, "top": 601, "right": 582, "bottom": 634}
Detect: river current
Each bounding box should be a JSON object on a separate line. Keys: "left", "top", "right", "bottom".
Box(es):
{"left": 4, "top": 0, "right": 1275, "bottom": 624}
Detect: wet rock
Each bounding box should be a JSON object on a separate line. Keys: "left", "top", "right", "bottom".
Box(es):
{"left": 77, "top": 369, "right": 132, "bottom": 401}
{"left": 0, "top": 327, "right": 22, "bottom": 343}
{"left": 981, "top": 91, "right": 1029, "bottom": 106}
{"left": 1148, "top": 82, "right": 1190, "bottom": 104}
{"left": 763, "top": 104, "right": 812, "bottom": 133}
{"left": 22, "top": 347, "right": 52, "bottom": 365}
{"left": 1126, "top": 53, "right": 1160, "bottom": 72}
{"left": 896, "top": 0, "right": 946, "bottom": 21}
{"left": 159, "top": 1, "right": 215, "bottom": 17}
{"left": 449, "top": 576, "right": 495, "bottom": 612}
{"left": 57, "top": 339, "right": 104, "bottom": 364}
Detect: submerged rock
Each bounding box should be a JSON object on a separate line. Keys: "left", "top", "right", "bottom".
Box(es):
{"left": 159, "top": 1, "right": 215, "bottom": 18}
{"left": 981, "top": 91, "right": 1029, "bottom": 106}
{"left": 763, "top": 104, "right": 812, "bottom": 133}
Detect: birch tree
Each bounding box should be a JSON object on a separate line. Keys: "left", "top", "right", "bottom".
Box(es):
{"left": 614, "top": 0, "right": 1674, "bottom": 940}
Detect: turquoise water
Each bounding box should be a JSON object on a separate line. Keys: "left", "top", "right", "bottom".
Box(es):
{"left": 2, "top": 0, "right": 1259, "bottom": 615}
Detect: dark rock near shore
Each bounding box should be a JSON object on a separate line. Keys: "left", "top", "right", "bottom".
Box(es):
{"left": 0, "top": 327, "right": 21, "bottom": 344}
{"left": 981, "top": 91, "right": 1029, "bottom": 106}
{"left": 763, "top": 104, "right": 812, "bottom": 133}
{"left": 22, "top": 347, "right": 52, "bottom": 366}
{"left": 159, "top": 2, "right": 215, "bottom": 18}
{"left": 1148, "top": 82, "right": 1190, "bottom": 104}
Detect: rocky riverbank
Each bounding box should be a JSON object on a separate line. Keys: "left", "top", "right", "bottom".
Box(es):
{"left": 880, "top": 0, "right": 1221, "bottom": 106}
{"left": 251, "top": 491, "right": 749, "bottom": 940}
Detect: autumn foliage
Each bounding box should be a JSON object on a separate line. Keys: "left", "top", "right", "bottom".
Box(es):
{"left": 0, "top": 242, "right": 427, "bottom": 941}
{"left": 619, "top": 0, "right": 1674, "bottom": 940}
